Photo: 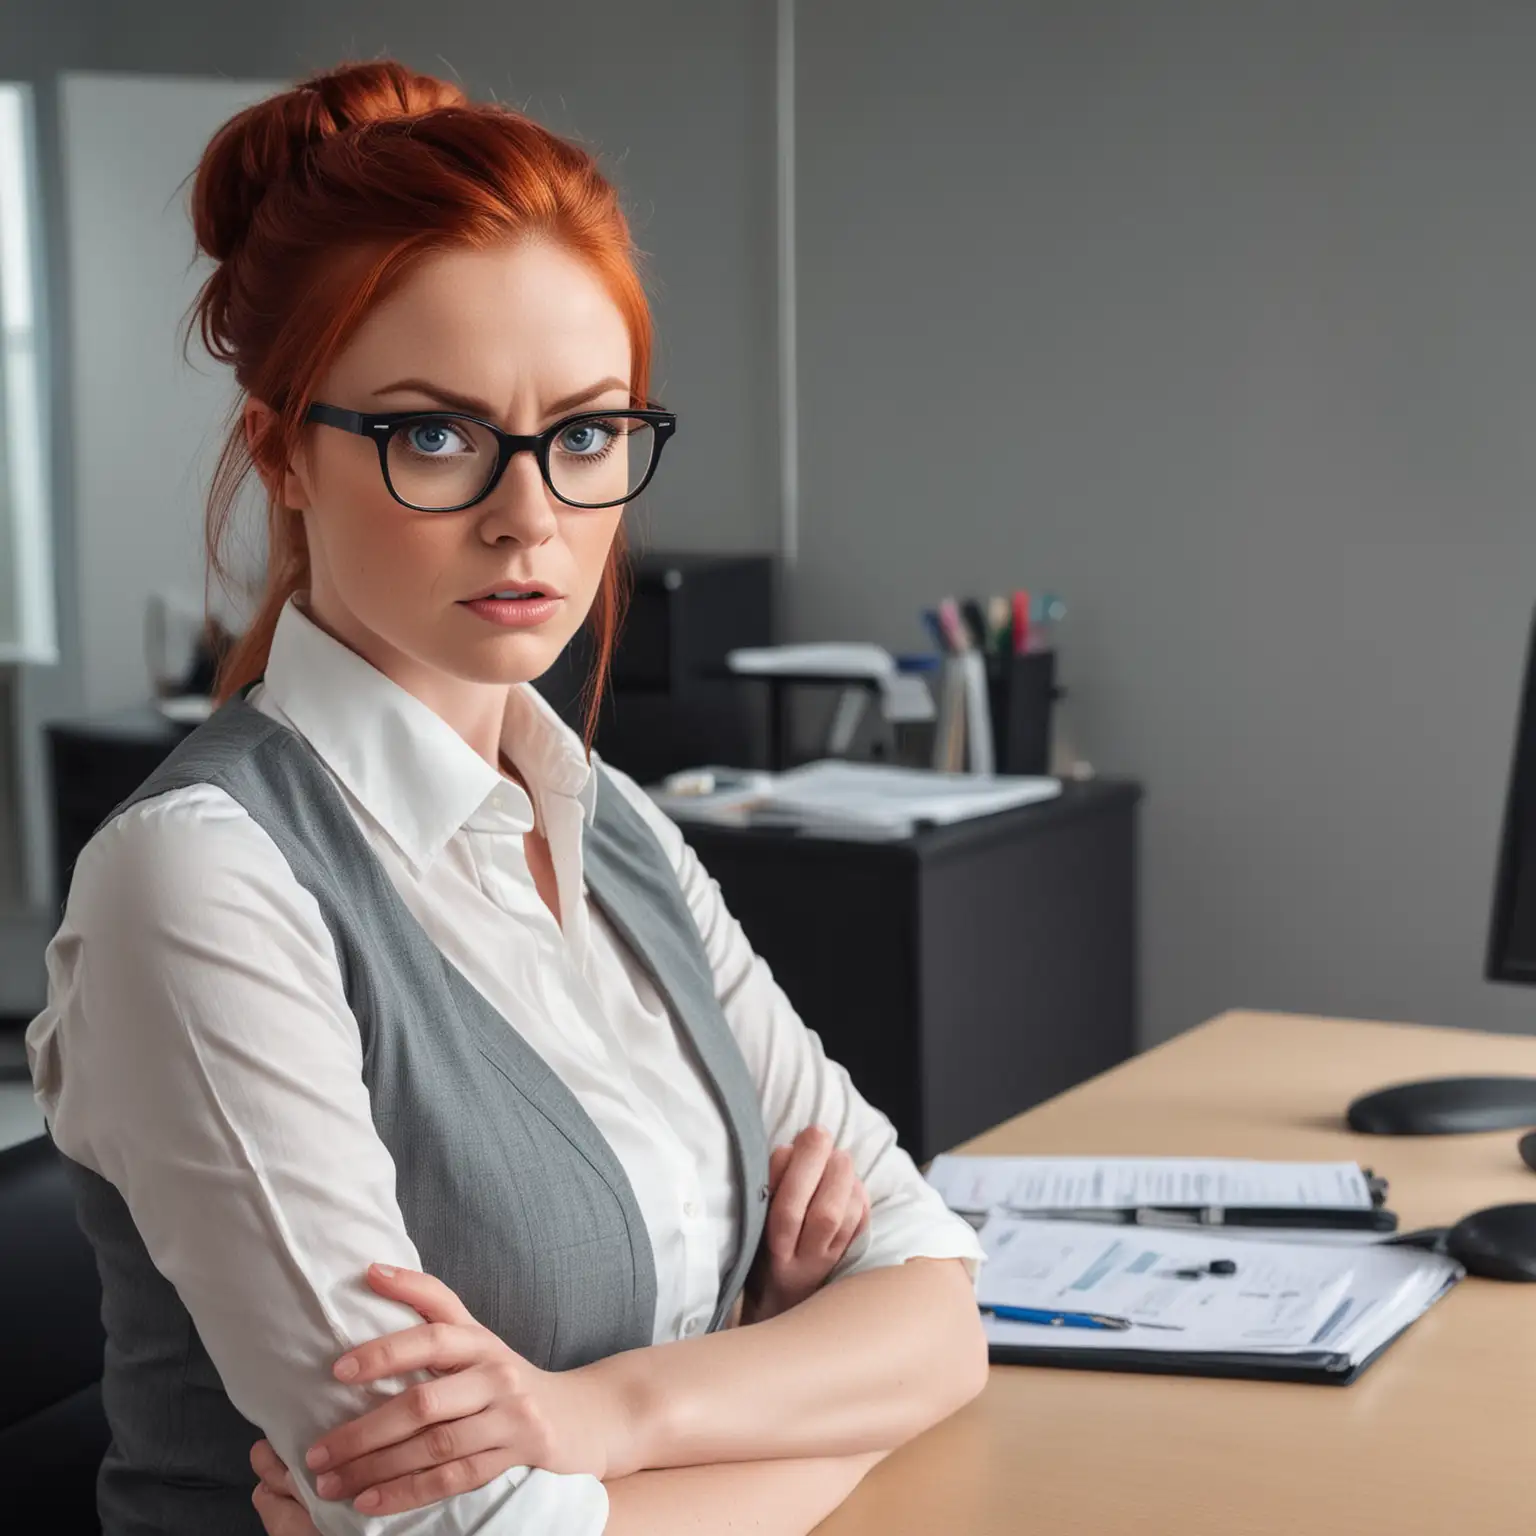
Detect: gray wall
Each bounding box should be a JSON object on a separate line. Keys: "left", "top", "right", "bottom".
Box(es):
{"left": 10, "top": 0, "right": 1536, "bottom": 1057}
{"left": 0, "top": 0, "right": 778, "bottom": 1009}
{"left": 793, "top": 0, "right": 1536, "bottom": 1046}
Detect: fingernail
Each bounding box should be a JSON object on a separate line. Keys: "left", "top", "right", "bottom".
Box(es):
{"left": 334, "top": 1356, "right": 359, "bottom": 1380}
{"left": 306, "top": 1445, "right": 331, "bottom": 1469}
{"left": 373, "top": 1263, "right": 396, "bottom": 1277}
{"left": 316, "top": 1473, "right": 341, "bottom": 1497}
{"left": 356, "top": 1489, "right": 381, "bottom": 1511}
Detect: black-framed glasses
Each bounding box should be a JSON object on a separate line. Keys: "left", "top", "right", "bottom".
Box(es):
{"left": 303, "top": 401, "right": 678, "bottom": 512}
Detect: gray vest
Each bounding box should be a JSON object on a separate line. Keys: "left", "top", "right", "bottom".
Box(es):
{"left": 58, "top": 689, "right": 770, "bottom": 1535}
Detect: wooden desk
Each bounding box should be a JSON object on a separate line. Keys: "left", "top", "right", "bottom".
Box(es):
{"left": 819, "top": 1010, "right": 1536, "bottom": 1536}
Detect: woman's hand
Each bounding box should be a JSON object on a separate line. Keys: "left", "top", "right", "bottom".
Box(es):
{"left": 251, "top": 1439, "right": 320, "bottom": 1536}
{"left": 293, "top": 1263, "right": 638, "bottom": 1516}
{"left": 744, "top": 1126, "right": 871, "bottom": 1324}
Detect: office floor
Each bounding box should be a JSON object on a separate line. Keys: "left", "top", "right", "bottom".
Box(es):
{"left": 0, "top": 1019, "right": 43, "bottom": 1150}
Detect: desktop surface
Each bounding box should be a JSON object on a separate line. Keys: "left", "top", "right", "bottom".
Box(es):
{"left": 818, "top": 1010, "right": 1536, "bottom": 1536}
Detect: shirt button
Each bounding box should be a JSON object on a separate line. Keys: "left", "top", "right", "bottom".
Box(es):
{"left": 682, "top": 1317, "right": 701, "bottom": 1336}
{"left": 682, "top": 1199, "right": 699, "bottom": 1219}
{"left": 758, "top": 1182, "right": 770, "bottom": 1202}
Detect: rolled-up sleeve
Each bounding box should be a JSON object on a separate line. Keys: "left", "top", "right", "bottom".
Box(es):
{"left": 601, "top": 768, "right": 985, "bottom": 1290}
{"left": 27, "top": 785, "right": 608, "bottom": 1535}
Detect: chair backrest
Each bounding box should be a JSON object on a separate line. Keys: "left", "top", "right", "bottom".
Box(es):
{"left": 0, "top": 1132, "right": 110, "bottom": 1531}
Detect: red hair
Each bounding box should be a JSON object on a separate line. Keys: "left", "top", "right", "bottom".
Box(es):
{"left": 183, "top": 59, "right": 651, "bottom": 748}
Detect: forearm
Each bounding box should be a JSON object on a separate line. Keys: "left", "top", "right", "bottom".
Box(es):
{"left": 593, "top": 1257, "right": 988, "bottom": 1474}
{"left": 605, "top": 1449, "right": 890, "bottom": 1536}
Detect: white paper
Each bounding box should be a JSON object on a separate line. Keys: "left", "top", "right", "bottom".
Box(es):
{"left": 726, "top": 643, "right": 896, "bottom": 679}
{"left": 926, "top": 1155, "right": 1376, "bottom": 1215}
{"left": 648, "top": 759, "right": 1061, "bottom": 839}
{"left": 764, "top": 760, "right": 1059, "bottom": 830}
{"left": 975, "top": 1213, "right": 1461, "bottom": 1359}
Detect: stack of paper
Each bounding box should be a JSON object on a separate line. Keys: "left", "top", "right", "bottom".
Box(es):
{"left": 648, "top": 759, "right": 1060, "bottom": 840}
{"left": 974, "top": 1212, "right": 1461, "bottom": 1375}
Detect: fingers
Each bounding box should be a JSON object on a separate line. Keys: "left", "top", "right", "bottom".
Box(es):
{"left": 800, "top": 1144, "right": 858, "bottom": 1261}
{"left": 765, "top": 1127, "right": 835, "bottom": 1262}
{"left": 252, "top": 1481, "right": 316, "bottom": 1536}
{"left": 307, "top": 1362, "right": 508, "bottom": 1479}
{"left": 329, "top": 1319, "right": 489, "bottom": 1387}
{"left": 341, "top": 1447, "right": 524, "bottom": 1517}
{"left": 251, "top": 1441, "right": 317, "bottom": 1536}
{"left": 767, "top": 1143, "right": 793, "bottom": 1197}
{"left": 309, "top": 1403, "right": 524, "bottom": 1505}
{"left": 833, "top": 1182, "right": 872, "bottom": 1256}
{"left": 363, "top": 1263, "right": 477, "bottom": 1326}
{"left": 250, "top": 1438, "right": 291, "bottom": 1490}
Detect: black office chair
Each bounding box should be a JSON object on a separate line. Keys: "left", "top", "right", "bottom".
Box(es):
{"left": 0, "top": 1133, "right": 109, "bottom": 1533}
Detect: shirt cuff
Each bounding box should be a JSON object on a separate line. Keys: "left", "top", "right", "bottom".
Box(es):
{"left": 828, "top": 1204, "right": 988, "bottom": 1294}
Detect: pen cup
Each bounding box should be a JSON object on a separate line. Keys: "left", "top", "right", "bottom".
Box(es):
{"left": 986, "top": 649, "right": 1057, "bottom": 776}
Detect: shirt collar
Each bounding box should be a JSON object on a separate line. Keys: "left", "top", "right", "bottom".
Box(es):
{"left": 261, "top": 594, "right": 596, "bottom": 873}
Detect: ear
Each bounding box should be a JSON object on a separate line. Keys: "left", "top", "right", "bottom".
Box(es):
{"left": 243, "top": 396, "right": 310, "bottom": 512}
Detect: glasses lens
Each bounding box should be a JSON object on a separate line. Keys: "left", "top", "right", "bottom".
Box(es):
{"left": 547, "top": 414, "right": 657, "bottom": 508}
{"left": 385, "top": 416, "right": 499, "bottom": 510}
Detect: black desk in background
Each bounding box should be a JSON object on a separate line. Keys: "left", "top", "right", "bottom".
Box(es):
{"left": 48, "top": 709, "right": 1139, "bottom": 1160}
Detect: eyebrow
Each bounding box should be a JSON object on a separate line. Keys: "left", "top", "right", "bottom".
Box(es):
{"left": 370, "top": 376, "right": 633, "bottom": 420}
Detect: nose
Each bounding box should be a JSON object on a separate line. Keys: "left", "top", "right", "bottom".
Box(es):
{"left": 475, "top": 447, "right": 558, "bottom": 546}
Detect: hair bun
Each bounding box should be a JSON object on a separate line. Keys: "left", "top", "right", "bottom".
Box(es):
{"left": 191, "top": 60, "right": 467, "bottom": 263}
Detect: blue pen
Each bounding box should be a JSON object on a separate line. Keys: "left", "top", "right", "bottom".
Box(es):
{"left": 980, "top": 1305, "right": 1132, "bottom": 1331}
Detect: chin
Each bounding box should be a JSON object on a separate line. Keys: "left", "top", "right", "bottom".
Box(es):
{"left": 446, "top": 630, "right": 572, "bottom": 687}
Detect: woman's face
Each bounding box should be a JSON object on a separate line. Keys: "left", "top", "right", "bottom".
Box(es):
{"left": 268, "top": 238, "right": 633, "bottom": 714}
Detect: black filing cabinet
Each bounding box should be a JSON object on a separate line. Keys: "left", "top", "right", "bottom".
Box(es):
{"left": 682, "top": 781, "right": 1141, "bottom": 1162}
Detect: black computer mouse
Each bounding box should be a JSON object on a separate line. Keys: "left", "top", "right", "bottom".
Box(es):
{"left": 1346, "top": 1075, "right": 1536, "bottom": 1134}
{"left": 1446, "top": 1203, "right": 1536, "bottom": 1282}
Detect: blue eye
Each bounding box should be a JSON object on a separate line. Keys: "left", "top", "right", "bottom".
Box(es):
{"left": 557, "top": 420, "right": 617, "bottom": 457}
{"left": 401, "top": 419, "right": 471, "bottom": 457}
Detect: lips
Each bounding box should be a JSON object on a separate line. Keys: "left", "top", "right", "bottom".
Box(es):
{"left": 459, "top": 579, "right": 564, "bottom": 602}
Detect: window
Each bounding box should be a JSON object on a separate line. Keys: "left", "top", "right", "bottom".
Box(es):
{"left": 0, "top": 81, "right": 56, "bottom": 665}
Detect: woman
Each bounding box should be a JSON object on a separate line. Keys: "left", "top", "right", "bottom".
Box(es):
{"left": 26, "top": 60, "right": 988, "bottom": 1536}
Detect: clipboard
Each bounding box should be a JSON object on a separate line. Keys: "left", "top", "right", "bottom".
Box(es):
{"left": 930, "top": 1157, "right": 1396, "bottom": 1232}
{"left": 978, "top": 1219, "right": 1461, "bottom": 1386}
{"left": 985, "top": 1292, "right": 1454, "bottom": 1385}
{"left": 1005, "top": 1202, "right": 1400, "bottom": 1233}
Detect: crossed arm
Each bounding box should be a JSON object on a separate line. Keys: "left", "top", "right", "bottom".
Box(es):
{"left": 601, "top": 1254, "right": 987, "bottom": 1533}
{"left": 256, "top": 1254, "right": 987, "bottom": 1536}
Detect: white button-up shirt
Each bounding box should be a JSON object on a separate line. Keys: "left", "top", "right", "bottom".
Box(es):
{"left": 26, "top": 593, "right": 984, "bottom": 1535}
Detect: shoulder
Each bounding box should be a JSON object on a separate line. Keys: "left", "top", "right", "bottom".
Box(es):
{"left": 67, "top": 780, "right": 318, "bottom": 938}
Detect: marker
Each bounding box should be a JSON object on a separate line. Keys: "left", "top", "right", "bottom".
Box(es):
{"left": 1011, "top": 590, "right": 1030, "bottom": 655}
